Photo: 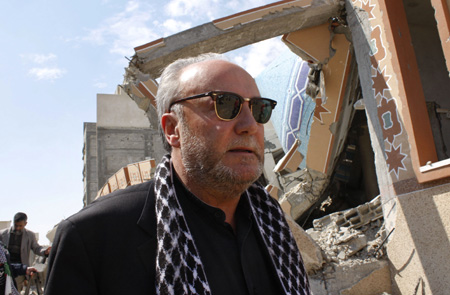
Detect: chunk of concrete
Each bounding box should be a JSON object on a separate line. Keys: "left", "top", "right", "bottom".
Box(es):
{"left": 346, "top": 235, "right": 368, "bottom": 257}
{"left": 313, "top": 196, "right": 383, "bottom": 230}
{"left": 310, "top": 259, "right": 390, "bottom": 295}
{"left": 274, "top": 138, "right": 303, "bottom": 173}
{"left": 340, "top": 262, "right": 392, "bottom": 295}
{"left": 309, "top": 277, "right": 328, "bottom": 295}
{"left": 279, "top": 168, "right": 328, "bottom": 219}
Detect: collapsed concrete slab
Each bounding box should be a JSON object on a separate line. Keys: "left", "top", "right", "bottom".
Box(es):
{"left": 313, "top": 195, "right": 383, "bottom": 230}
{"left": 125, "top": 0, "right": 342, "bottom": 81}
{"left": 309, "top": 259, "right": 391, "bottom": 295}
{"left": 279, "top": 168, "right": 329, "bottom": 219}
{"left": 340, "top": 262, "right": 392, "bottom": 295}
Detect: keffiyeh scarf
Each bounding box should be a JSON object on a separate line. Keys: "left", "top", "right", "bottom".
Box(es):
{"left": 0, "top": 243, "right": 19, "bottom": 295}
{"left": 154, "top": 155, "right": 311, "bottom": 295}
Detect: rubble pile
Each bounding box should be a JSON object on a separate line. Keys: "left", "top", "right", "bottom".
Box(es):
{"left": 307, "top": 219, "right": 385, "bottom": 267}
{"left": 304, "top": 196, "right": 393, "bottom": 295}
{"left": 307, "top": 195, "right": 386, "bottom": 267}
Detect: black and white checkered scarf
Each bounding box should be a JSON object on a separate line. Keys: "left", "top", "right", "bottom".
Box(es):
{"left": 154, "top": 155, "right": 311, "bottom": 295}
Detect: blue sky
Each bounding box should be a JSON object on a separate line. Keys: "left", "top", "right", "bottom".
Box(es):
{"left": 0, "top": 0, "right": 286, "bottom": 244}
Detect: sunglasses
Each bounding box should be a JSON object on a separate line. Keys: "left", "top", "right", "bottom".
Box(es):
{"left": 168, "top": 91, "right": 277, "bottom": 124}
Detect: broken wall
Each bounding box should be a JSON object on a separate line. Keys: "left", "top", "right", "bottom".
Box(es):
{"left": 82, "top": 93, "right": 166, "bottom": 205}
{"left": 83, "top": 122, "right": 98, "bottom": 205}
{"left": 0, "top": 221, "right": 11, "bottom": 230}
{"left": 386, "top": 183, "right": 450, "bottom": 294}
{"left": 256, "top": 19, "right": 373, "bottom": 225}
{"left": 346, "top": 0, "right": 450, "bottom": 293}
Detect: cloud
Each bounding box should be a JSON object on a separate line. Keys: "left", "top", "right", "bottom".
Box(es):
{"left": 164, "top": 0, "right": 221, "bottom": 19}
{"left": 29, "top": 53, "right": 57, "bottom": 64}
{"left": 79, "top": 0, "right": 284, "bottom": 60}
{"left": 21, "top": 53, "right": 66, "bottom": 81}
{"left": 161, "top": 19, "right": 192, "bottom": 36}
{"left": 20, "top": 53, "right": 58, "bottom": 64}
{"left": 164, "top": 0, "right": 275, "bottom": 19}
{"left": 225, "top": 0, "right": 275, "bottom": 12}
{"left": 28, "top": 67, "right": 67, "bottom": 81}
{"left": 94, "top": 82, "right": 108, "bottom": 89}
{"left": 227, "top": 37, "right": 286, "bottom": 77}
{"left": 83, "top": 0, "right": 160, "bottom": 57}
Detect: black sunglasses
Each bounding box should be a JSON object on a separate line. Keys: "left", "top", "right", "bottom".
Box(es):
{"left": 168, "top": 91, "right": 277, "bottom": 124}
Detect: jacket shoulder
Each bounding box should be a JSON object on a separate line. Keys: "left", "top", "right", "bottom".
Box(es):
{"left": 0, "top": 228, "right": 10, "bottom": 240}
{"left": 0, "top": 228, "right": 10, "bottom": 234}
{"left": 64, "top": 180, "right": 155, "bottom": 228}
{"left": 24, "top": 228, "right": 37, "bottom": 236}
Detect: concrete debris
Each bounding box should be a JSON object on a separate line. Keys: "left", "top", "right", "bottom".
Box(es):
{"left": 273, "top": 138, "right": 303, "bottom": 173}
{"left": 279, "top": 168, "right": 329, "bottom": 220}
{"left": 305, "top": 196, "right": 391, "bottom": 295}
{"left": 340, "top": 264, "right": 392, "bottom": 295}
{"left": 320, "top": 196, "right": 333, "bottom": 211}
{"left": 346, "top": 234, "right": 367, "bottom": 257}
{"left": 313, "top": 195, "right": 383, "bottom": 230}
{"left": 310, "top": 259, "right": 392, "bottom": 295}
{"left": 336, "top": 228, "right": 360, "bottom": 244}
{"left": 307, "top": 217, "right": 385, "bottom": 265}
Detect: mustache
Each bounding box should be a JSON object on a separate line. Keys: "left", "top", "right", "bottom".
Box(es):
{"left": 227, "top": 138, "right": 264, "bottom": 160}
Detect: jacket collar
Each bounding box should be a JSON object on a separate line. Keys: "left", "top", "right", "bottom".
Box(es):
{"left": 137, "top": 179, "right": 156, "bottom": 238}
{"left": 136, "top": 180, "right": 157, "bottom": 273}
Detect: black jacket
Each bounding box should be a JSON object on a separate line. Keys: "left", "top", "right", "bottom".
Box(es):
{"left": 45, "top": 180, "right": 157, "bottom": 295}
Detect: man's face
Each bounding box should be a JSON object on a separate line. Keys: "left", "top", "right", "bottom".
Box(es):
{"left": 14, "top": 221, "right": 27, "bottom": 232}
{"left": 176, "top": 61, "right": 265, "bottom": 194}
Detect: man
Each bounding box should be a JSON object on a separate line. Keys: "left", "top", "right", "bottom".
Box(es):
{"left": 45, "top": 53, "right": 311, "bottom": 295}
{"left": 0, "top": 213, "right": 50, "bottom": 291}
{"left": 1, "top": 241, "right": 37, "bottom": 295}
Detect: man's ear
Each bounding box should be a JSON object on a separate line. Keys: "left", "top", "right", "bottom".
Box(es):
{"left": 161, "top": 113, "right": 180, "bottom": 148}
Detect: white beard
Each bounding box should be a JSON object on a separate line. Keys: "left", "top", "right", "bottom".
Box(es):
{"left": 179, "top": 120, "right": 264, "bottom": 197}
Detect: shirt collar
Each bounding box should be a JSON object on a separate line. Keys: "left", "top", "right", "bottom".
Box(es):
{"left": 10, "top": 228, "right": 23, "bottom": 235}
{"left": 172, "top": 170, "right": 252, "bottom": 223}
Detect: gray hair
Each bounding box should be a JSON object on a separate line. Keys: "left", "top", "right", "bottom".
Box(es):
{"left": 156, "top": 53, "right": 227, "bottom": 151}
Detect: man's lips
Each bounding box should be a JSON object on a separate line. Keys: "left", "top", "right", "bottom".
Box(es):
{"left": 229, "top": 149, "right": 252, "bottom": 153}
{"left": 228, "top": 147, "right": 254, "bottom": 153}
{"left": 227, "top": 146, "right": 263, "bottom": 162}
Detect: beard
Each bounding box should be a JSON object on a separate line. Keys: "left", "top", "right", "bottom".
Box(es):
{"left": 179, "top": 119, "right": 264, "bottom": 197}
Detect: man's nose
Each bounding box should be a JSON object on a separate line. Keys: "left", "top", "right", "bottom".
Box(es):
{"left": 234, "top": 101, "right": 259, "bottom": 134}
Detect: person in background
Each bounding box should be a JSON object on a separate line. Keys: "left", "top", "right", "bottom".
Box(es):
{"left": 0, "top": 213, "right": 50, "bottom": 292}
{"left": 45, "top": 53, "right": 311, "bottom": 295}
{"left": 1, "top": 241, "right": 37, "bottom": 295}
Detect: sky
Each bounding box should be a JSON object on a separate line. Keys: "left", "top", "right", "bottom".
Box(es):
{"left": 0, "top": 0, "right": 288, "bottom": 244}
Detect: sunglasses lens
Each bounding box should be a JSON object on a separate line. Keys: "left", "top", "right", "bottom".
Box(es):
{"left": 252, "top": 99, "right": 274, "bottom": 124}
{"left": 215, "top": 93, "right": 242, "bottom": 120}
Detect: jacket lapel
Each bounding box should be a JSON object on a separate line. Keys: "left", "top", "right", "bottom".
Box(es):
{"left": 2, "top": 229, "right": 11, "bottom": 247}
{"left": 137, "top": 180, "right": 157, "bottom": 273}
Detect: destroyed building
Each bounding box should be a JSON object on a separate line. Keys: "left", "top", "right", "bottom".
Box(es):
{"left": 83, "top": 0, "right": 450, "bottom": 294}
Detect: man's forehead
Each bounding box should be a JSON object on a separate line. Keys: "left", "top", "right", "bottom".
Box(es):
{"left": 179, "top": 60, "right": 257, "bottom": 94}
{"left": 182, "top": 60, "right": 247, "bottom": 80}
{"left": 179, "top": 64, "right": 201, "bottom": 85}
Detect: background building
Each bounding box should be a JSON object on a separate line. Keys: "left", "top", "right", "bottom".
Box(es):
{"left": 82, "top": 90, "right": 165, "bottom": 205}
